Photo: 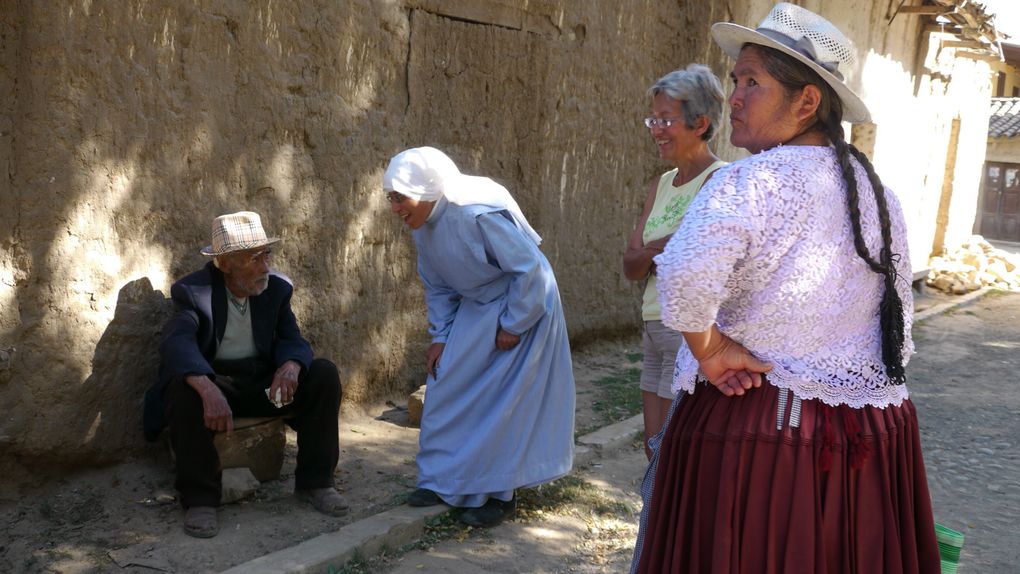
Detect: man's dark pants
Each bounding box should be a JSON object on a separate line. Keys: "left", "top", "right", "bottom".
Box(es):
{"left": 164, "top": 358, "right": 341, "bottom": 508}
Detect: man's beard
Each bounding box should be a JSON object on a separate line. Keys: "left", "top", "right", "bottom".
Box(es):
{"left": 249, "top": 275, "right": 270, "bottom": 296}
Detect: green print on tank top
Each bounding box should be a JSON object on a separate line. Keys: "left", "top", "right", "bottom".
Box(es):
{"left": 644, "top": 192, "right": 696, "bottom": 237}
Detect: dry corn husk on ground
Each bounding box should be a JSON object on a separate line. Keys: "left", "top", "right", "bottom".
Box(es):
{"left": 926, "top": 236, "right": 1020, "bottom": 294}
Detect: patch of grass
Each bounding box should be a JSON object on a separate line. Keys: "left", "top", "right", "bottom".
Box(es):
{"left": 325, "top": 512, "right": 473, "bottom": 573}
{"left": 379, "top": 490, "right": 410, "bottom": 508}
{"left": 324, "top": 474, "right": 636, "bottom": 573}
{"left": 625, "top": 352, "right": 643, "bottom": 363}
{"left": 418, "top": 512, "right": 474, "bottom": 546}
{"left": 984, "top": 287, "right": 1015, "bottom": 298}
{"left": 591, "top": 367, "right": 643, "bottom": 426}
{"left": 327, "top": 550, "right": 370, "bottom": 574}
{"left": 518, "top": 474, "right": 633, "bottom": 518}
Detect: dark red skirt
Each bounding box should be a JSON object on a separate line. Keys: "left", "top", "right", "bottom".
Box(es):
{"left": 636, "top": 381, "right": 941, "bottom": 574}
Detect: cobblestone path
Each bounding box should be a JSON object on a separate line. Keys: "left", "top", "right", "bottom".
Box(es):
{"left": 909, "top": 291, "right": 1020, "bottom": 572}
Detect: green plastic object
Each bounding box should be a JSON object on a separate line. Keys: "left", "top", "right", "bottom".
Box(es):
{"left": 935, "top": 522, "right": 964, "bottom": 571}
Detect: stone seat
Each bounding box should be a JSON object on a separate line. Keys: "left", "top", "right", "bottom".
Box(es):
{"left": 407, "top": 384, "right": 427, "bottom": 427}
{"left": 214, "top": 416, "right": 289, "bottom": 482}
{"left": 167, "top": 416, "right": 289, "bottom": 483}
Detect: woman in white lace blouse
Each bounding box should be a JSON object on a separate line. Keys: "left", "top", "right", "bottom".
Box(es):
{"left": 633, "top": 4, "right": 940, "bottom": 573}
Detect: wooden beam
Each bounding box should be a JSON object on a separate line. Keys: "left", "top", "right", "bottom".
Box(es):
{"left": 900, "top": 6, "right": 951, "bottom": 15}
{"left": 924, "top": 23, "right": 962, "bottom": 34}
{"left": 943, "top": 39, "right": 987, "bottom": 49}
{"left": 955, "top": 50, "right": 1002, "bottom": 62}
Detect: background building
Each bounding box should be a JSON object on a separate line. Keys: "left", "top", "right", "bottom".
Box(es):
{"left": 979, "top": 42, "right": 1020, "bottom": 243}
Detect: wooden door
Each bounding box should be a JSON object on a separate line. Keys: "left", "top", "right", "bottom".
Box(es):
{"left": 980, "top": 162, "right": 1020, "bottom": 242}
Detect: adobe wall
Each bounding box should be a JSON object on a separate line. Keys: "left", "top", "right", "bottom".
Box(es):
{"left": 0, "top": 0, "right": 718, "bottom": 473}
{"left": 0, "top": 0, "right": 992, "bottom": 475}
{"left": 986, "top": 137, "right": 1020, "bottom": 164}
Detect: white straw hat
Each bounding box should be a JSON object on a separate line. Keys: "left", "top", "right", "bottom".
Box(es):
{"left": 711, "top": 2, "right": 870, "bottom": 123}
{"left": 200, "top": 211, "right": 280, "bottom": 257}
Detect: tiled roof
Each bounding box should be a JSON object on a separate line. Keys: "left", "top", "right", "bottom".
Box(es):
{"left": 990, "top": 98, "right": 1020, "bottom": 138}
{"left": 1004, "top": 42, "right": 1020, "bottom": 66}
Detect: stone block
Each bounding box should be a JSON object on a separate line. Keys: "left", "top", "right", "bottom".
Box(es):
{"left": 214, "top": 417, "right": 287, "bottom": 482}
{"left": 407, "top": 385, "right": 427, "bottom": 427}
{"left": 221, "top": 467, "right": 260, "bottom": 504}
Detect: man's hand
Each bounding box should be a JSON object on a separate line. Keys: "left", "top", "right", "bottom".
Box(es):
{"left": 426, "top": 343, "right": 445, "bottom": 377}
{"left": 269, "top": 360, "right": 301, "bottom": 406}
{"left": 495, "top": 327, "right": 521, "bottom": 351}
{"left": 186, "top": 374, "right": 234, "bottom": 433}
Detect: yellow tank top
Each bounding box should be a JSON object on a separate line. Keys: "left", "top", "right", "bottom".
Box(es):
{"left": 641, "top": 161, "right": 727, "bottom": 320}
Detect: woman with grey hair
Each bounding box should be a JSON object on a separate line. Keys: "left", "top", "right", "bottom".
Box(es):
{"left": 623, "top": 63, "right": 726, "bottom": 459}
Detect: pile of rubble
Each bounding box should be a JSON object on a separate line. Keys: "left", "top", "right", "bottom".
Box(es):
{"left": 926, "top": 236, "right": 1020, "bottom": 294}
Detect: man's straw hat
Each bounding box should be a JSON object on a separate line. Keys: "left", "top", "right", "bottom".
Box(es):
{"left": 200, "top": 211, "right": 280, "bottom": 257}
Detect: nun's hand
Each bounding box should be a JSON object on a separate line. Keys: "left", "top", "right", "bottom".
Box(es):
{"left": 426, "top": 343, "right": 445, "bottom": 377}
{"left": 495, "top": 327, "right": 521, "bottom": 350}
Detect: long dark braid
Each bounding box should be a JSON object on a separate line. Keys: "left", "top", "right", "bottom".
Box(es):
{"left": 819, "top": 113, "right": 906, "bottom": 384}
{"left": 755, "top": 45, "right": 907, "bottom": 384}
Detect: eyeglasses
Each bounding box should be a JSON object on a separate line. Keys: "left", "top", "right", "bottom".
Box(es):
{"left": 386, "top": 191, "right": 408, "bottom": 204}
{"left": 643, "top": 117, "right": 685, "bottom": 129}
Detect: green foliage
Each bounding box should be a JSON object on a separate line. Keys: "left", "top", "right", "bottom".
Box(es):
{"left": 325, "top": 473, "right": 635, "bottom": 573}
{"left": 517, "top": 474, "right": 633, "bottom": 518}
{"left": 591, "top": 367, "right": 643, "bottom": 426}
{"left": 324, "top": 511, "right": 472, "bottom": 573}
{"left": 984, "top": 287, "right": 1013, "bottom": 298}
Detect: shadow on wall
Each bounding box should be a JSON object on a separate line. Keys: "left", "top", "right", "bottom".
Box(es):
{"left": 7, "top": 1, "right": 420, "bottom": 471}
{"left": 8, "top": 0, "right": 729, "bottom": 474}
{"left": 77, "top": 278, "right": 172, "bottom": 465}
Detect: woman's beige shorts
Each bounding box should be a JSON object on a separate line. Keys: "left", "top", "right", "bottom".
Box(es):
{"left": 640, "top": 320, "right": 682, "bottom": 399}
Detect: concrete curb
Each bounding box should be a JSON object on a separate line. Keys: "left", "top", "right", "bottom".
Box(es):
{"left": 220, "top": 505, "right": 449, "bottom": 574}
{"left": 914, "top": 287, "right": 991, "bottom": 323}
{"left": 221, "top": 414, "right": 645, "bottom": 573}
{"left": 575, "top": 414, "right": 644, "bottom": 467}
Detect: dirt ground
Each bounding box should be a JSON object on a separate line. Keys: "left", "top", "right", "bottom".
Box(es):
{"left": 0, "top": 334, "right": 644, "bottom": 574}
{"left": 0, "top": 283, "right": 966, "bottom": 574}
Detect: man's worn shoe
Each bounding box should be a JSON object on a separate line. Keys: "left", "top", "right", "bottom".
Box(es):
{"left": 296, "top": 488, "right": 350, "bottom": 517}
{"left": 183, "top": 506, "right": 219, "bottom": 538}
{"left": 458, "top": 497, "right": 516, "bottom": 528}
{"left": 407, "top": 488, "right": 442, "bottom": 507}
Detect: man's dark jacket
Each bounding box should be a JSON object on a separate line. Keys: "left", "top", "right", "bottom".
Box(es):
{"left": 143, "top": 261, "right": 313, "bottom": 441}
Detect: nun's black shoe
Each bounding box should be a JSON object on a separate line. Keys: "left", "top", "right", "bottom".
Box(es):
{"left": 407, "top": 488, "right": 442, "bottom": 507}
{"left": 459, "top": 497, "right": 516, "bottom": 528}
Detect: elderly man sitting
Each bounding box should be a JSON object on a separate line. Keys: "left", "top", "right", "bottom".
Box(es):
{"left": 143, "top": 211, "right": 347, "bottom": 538}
